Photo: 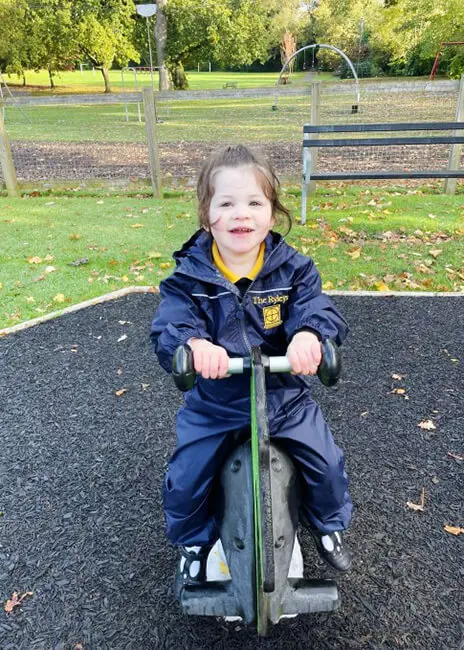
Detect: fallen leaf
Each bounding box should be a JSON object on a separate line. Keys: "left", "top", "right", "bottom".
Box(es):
{"left": 418, "top": 420, "right": 436, "bottom": 431}
{"left": 447, "top": 451, "right": 464, "bottom": 461}
{"left": 431, "top": 476, "right": 440, "bottom": 485}
{"left": 443, "top": 525, "right": 464, "bottom": 536}
{"left": 391, "top": 373, "right": 404, "bottom": 380}
{"left": 345, "top": 248, "right": 361, "bottom": 260}
{"left": 44, "top": 265, "right": 57, "bottom": 274}
{"left": 26, "top": 296, "right": 35, "bottom": 303}
{"left": 322, "top": 280, "right": 335, "bottom": 290}
{"left": 141, "top": 383, "right": 150, "bottom": 391}
{"left": 117, "top": 368, "right": 123, "bottom": 376}
{"left": 122, "top": 275, "right": 129, "bottom": 282}
{"left": 407, "top": 488, "right": 425, "bottom": 512}
{"left": 148, "top": 251, "right": 162, "bottom": 259}
{"left": 69, "top": 233, "right": 81, "bottom": 241}
{"left": 117, "top": 334, "right": 128, "bottom": 343}
{"left": 4, "top": 591, "right": 33, "bottom": 613}
{"left": 391, "top": 388, "right": 406, "bottom": 395}
{"left": 159, "top": 262, "right": 171, "bottom": 269}
{"left": 131, "top": 223, "right": 144, "bottom": 229}
{"left": 115, "top": 388, "right": 128, "bottom": 397}
{"left": 27, "top": 256, "right": 42, "bottom": 264}
{"left": 68, "top": 258, "right": 89, "bottom": 267}
{"left": 53, "top": 293, "right": 65, "bottom": 303}
{"left": 429, "top": 249, "right": 442, "bottom": 258}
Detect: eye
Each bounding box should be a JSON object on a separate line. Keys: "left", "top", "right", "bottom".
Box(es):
{"left": 250, "top": 201, "right": 262, "bottom": 207}
{"left": 220, "top": 201, "right": 232, "bottom": 207}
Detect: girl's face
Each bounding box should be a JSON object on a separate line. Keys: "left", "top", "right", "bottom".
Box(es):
{"left": 208, "top": 165, "right": 274, "bottom": 260}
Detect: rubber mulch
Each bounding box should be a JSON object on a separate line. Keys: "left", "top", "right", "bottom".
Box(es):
{"left": 0, "top": 293, "right": 462, "bottom": 650}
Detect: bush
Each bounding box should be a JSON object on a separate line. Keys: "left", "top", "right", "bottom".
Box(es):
{"left": 338, "top": 58, "right": 384, "bottom": 79}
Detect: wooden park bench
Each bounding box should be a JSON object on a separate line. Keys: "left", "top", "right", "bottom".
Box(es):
{"left": 301, "top": 121, "right": 464, "bottom": 223}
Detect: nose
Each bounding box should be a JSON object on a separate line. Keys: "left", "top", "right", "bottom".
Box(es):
{"left": 232, "top": 203, "right": 251, "bottom": 219}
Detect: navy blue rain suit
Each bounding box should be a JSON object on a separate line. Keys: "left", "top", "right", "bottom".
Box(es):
{"left": 150, "top": 229, "right": 352, "bottom": 546}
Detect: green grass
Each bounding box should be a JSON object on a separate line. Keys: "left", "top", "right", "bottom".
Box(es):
{"left": 4, "top": 69, "right": 337, "bottom": 94}
{"left": 4, "top": 94, "right": 324, "bottom": 143}
{"left": 1, "top": 186, "right": 463, "bottom": 330}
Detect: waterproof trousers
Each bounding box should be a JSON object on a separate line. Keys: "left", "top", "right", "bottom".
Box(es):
{"left": 163, "top": 397, "right": 352, "bottom": 546}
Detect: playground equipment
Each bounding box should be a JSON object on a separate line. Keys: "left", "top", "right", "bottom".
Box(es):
{"left": 0, "top": 72, "right": 30, "bottom": 122}
{"left": 172, "top": 339, "right": 342, "bottom": 636}
{"left": 121, "top": 66, "right": 167, "bottom": 123}
{"left": 430, "top": 42, "right": 464, "bottom": 80}
{"left": 272, "top": 44, "right": 361, "bottom": 114}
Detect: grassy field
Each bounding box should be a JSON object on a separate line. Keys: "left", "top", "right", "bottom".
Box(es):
{"left": 5, "top": 91, "right": 456, "bottom": 145}
{"left": 4, "top": 69, "right": 337, "bottom": 94}
{"left": 4, "top": 95, "right": 319, "bottom": 144}
{"left": 1, "top": 185, "right": 463, "bottom": 330}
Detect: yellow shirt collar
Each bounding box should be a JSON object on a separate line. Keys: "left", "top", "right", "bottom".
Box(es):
{"left": 212, "top": 240, "right": 265, "bottom": 284}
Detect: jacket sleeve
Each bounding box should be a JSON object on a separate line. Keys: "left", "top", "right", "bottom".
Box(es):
{"left": 150, "top": 273, "right": 211, "bottom": 372}
{"left": 284, "top": 257, "right": 349, "bottom": 346}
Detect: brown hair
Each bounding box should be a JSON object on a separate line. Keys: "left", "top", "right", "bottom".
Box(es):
{"left": 196, "top": 145, "right": 292, "bottom": 234}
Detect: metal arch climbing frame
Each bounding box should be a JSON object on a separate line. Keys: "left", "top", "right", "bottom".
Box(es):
{"left": 272, "top": 44, "right": 360, "bottom": 110}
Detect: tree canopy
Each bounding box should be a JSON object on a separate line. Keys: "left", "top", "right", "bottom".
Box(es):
{"left": 1, "top": 0, "right": 463, "bottom": 89}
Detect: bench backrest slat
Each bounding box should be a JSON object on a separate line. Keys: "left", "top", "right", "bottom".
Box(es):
{"left": 303, "top": 136, "right": 464, "bottom": 147}
{"left": 303, "top": 122, "right": 464, "bottom": 133}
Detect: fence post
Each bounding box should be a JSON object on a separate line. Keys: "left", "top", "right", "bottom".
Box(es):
{"left": 0, "top": 106, "right": 19, "bottom": 197}
{"left": 445, "top": 74, "right": 464, "bottom": 195}
{"left": 308, "top": 81, "right": 321, "bottom": 195}
{"left": 143, "top": 87, "right": 163, "bottom": 198}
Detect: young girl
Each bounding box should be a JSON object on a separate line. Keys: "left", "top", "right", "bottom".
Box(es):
{"left": 150, "top": 145, "right": 353, "bottom": 590}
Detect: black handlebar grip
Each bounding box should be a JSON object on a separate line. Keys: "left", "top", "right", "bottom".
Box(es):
{"left": 317, "top": 339, "right": 341, "bottom": 387}
{"left": 172, "top": 344, "right": 196, "bottom": 392}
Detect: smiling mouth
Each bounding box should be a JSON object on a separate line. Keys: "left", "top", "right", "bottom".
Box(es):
{"left": 229, "top": 227, "right": 254, "bottom": 233}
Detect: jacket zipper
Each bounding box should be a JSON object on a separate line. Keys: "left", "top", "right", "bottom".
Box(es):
{"left": 239, "top": 239, "right": 285, "bottom": 354}
{"left": 177, "top": 238, "right": 286, "bottom": 355}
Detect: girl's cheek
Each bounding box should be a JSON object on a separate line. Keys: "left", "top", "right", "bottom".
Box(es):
{"left": 209, "top": 213, "right": 224, "bottom": 228}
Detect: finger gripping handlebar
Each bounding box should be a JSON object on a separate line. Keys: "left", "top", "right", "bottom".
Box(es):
{"left": 172, "top": 339, "right": 341, "bottom": 392}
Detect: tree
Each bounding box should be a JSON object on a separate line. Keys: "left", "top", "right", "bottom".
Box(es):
{"left": 29, "top": 0, "right": 77, "bottom": 88}
{"left": 74, "top": 0, "right": 139, "bottom": 93}
{"left": 155, "top": 0, "right": 170, "bottom": 90}
{"left": 162, "top": 0, "right": 270, "bottom": 89}
{"left": 376, "top": 0, "right": 464, "bottom": 77}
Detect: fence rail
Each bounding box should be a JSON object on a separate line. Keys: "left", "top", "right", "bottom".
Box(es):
{"left": 1, "top": 78, "right": 463, "bottom": 194}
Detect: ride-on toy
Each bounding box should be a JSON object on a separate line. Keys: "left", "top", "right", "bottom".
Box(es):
{"left": 172, "top": 339, "right": 342, "bottom": 635}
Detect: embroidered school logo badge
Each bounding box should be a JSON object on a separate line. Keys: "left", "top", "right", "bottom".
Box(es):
{"left": 263, "top": 304, "right": 282, "bottom": 329}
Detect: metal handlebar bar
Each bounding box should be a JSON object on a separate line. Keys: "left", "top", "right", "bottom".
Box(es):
{"left": 172, "top": 339, "right": 341, "bottom": 391}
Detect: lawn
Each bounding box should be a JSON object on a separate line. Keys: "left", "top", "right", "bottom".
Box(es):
{"left": 1, "top": 185, "right": 463, "bottom": 330}
{"left": 4, "top": 69, "right": 336, "bottom": 95}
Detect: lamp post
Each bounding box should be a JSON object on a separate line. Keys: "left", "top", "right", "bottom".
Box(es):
{"left": 136, "top": 4, "right": 157, "bottom": 89}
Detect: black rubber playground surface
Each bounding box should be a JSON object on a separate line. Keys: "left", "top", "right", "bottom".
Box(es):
{"left": 1, "top": 293, "right": 463, "bottom": 650}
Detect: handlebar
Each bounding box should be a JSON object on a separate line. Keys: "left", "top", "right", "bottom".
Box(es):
{"left": 172, "top": 339, "right": 341, "bottom": 392}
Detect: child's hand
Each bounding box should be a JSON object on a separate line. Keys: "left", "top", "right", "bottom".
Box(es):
{"left": 188, "top": 339, "right": 229, "bottom": 379}
{"left": 286, "top": 331, "right": 322, "bottom": 376}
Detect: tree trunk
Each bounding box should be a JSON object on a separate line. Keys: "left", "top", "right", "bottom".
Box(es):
{"left": 100, "top": 66, "right": 112, "bottom": 93}
{"left": 154, "top": 0, "right": 170, "bottom": 90}
{"left": 167, "top": 60, "right": 189, "bottom": 90}
{"left": 48, "top": 66, "right": 55, "bottom": 89}
{"left": 22, "top": 74, "right": 26, "bottom": 86}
